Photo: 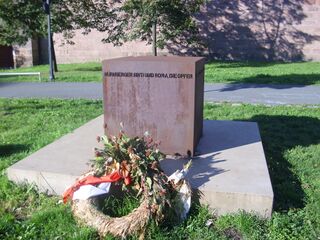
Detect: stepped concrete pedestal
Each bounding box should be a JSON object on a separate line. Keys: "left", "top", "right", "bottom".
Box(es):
{"left": 6, "top": 115, "right": 273, "bottom": 218}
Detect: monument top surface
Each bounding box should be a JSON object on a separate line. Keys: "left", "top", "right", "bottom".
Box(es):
{"left": 103, "top": 56, "right": 205, "bottom": 63}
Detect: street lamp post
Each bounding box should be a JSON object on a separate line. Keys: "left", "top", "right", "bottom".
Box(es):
{"left": 43, "top": 0, "right": 54, "bottom": 81}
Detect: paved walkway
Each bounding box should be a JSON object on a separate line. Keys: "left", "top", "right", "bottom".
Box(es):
{"left": 0, "top": 82, "right": 319, "bottom": 105}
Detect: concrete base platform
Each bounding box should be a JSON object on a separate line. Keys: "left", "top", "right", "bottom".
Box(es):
{"left": 6, "top": 116, "right": 103, "bottom": 195}
{"left": 7, "top": 115, "right": 273, "bottom": 218}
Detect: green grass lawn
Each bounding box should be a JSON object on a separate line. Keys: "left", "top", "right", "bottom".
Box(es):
{"left": 205, "top": 61, "right": 320, "bottom": 85}
{"left": 1, "top": 61, "right": 320, "bottom": 84}
{"left": 0, "top": 62, "right": 101, "bottom": 83}
{"left": 0, "top": 99, "right": 319, "bottom": 239}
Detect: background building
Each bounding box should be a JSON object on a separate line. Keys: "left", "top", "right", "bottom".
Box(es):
{"left": 2, "top": 0, "right": 320, "bottom": 68}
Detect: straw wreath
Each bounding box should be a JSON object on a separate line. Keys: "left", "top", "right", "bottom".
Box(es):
{"left": 64, "top": 129, "right": 191, "bottom": 239}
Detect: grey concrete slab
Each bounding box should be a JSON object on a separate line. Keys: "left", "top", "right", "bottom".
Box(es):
{"left": 7, "top": 115, "right": 273, "bottom": 217}
{"left": 7, "top": 115, "right": 104, "bottom": 195}
{"left": 162, "top": 120, "right": 273, "bottom": 217}
{"left": 1, "top": 82, "right": 320, "bottom": 105}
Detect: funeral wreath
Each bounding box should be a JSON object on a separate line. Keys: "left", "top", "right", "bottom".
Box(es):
{"left": 63, "top": 127, "right": 192, "bottom": 239}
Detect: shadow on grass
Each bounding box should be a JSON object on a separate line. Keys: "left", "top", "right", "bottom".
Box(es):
{"left": 0, "top": 76, "right": 18, "bottom": 81}
{"left": 209, "top": 61, "right": 289, "bottom": 68}
{"left": 1, "top": 102, "right": 62, "bottom": 112}
{"left": 219, "top": 74, "right": 320, "bottom": 86}
{"left": 73, "top": 66, "right": 101, "bottom": 72}
{"left": 238, "top": 114, "right": 320, "bottom": 211}
{"left": 204, "top": 73, "right": 320, "bottom": 87}
{"left": 0, "top": 75, "right": 40, "bottom": 82}
{"left": 0, "top": 144, "right": 29, "bottom": 157}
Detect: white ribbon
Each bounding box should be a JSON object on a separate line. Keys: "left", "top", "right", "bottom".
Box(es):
{"left": 72, "top": 182, "right": 111, "bottom": 200}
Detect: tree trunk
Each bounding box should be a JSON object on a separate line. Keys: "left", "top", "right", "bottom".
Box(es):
{"left": 50, "top": 34, "right": 58, "bottom": 72}
{"left": 152, "top": 21, "right": 157, "bottom": 56}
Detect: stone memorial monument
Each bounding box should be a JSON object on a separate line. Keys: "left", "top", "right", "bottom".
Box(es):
{"left": 103, "top": 56, "right": 205, "bottom": 156}
{"left": 6, "top": 55, "right": 274, "bottom": 218}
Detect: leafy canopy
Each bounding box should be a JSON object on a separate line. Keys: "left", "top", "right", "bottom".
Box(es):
{"left": 0, "top": 0, "right": 204, "bottom": 49}
{"left": 0, "top": 1, "right": 45, "bottom": 45}
{"left": 63, "top": 0, "right": 204, "bottom": 49}
{"left": 0, "top": 0, "right": 75, "bottom": 46}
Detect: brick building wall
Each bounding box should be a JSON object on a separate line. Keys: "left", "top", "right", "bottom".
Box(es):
{"left": 169, "top": 0, "right": 320, "bottom": 61}
{"left": 296, "top": 1, "right": 320, "bottom": 60}
{"left": 13, "top": 38, "right": 39, "bottom": 67}
{"left": 53, "top": 30, "right": 164, "bottom": 64}
{"left": 14, "top": 0, "right": 320, "bottom": 66}
{"left": 52, "top": 0, "right": 320, "bottom": 63}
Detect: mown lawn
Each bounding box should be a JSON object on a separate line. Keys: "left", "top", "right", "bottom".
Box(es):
{"left": 205, "top": 61, "right": 320, "bottom": 85}
{"left": 0, "top": 62, "right": 101, "bottom": 83}
{"left": 1, "top": 61, "right": 320, "bottom": 84}
{"left": 0, "top": 99, "right": 319, "bottom": 239}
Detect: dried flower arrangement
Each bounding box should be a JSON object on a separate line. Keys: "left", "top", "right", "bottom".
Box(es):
{"left": 63, "top": 128, "right": 191, "bottom": 239}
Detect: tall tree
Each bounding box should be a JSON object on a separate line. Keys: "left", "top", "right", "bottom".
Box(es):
{"left": 0, "top": 0, "right": 76, "bottom": 70}
{"left": 0, "top": 1, "right": 45, "bottom": 46}
{"left": 0, "top": 1, "right": 204, "bottom": 60}
{"left": 69, "top": 0, "right": 204, "bottom": 56}
{"left": 0, "top": 0, "right": 79, "bottom": 44}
